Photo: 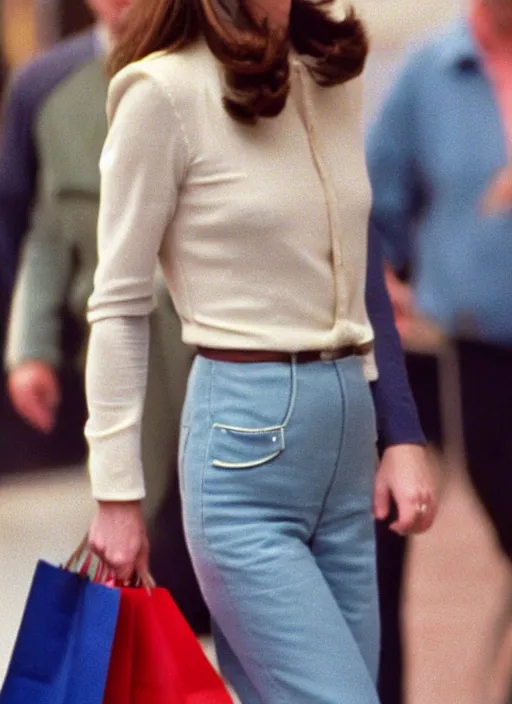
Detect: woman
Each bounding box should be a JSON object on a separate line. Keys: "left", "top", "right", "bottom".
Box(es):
{"left": 85, "top": 1, "right": 436, "bottom": 701}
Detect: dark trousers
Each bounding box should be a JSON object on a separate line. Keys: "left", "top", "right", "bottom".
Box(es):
{"left": 377, "top": 341, "right": 512, "bottom": 704}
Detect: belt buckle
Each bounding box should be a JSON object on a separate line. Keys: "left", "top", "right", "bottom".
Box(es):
{"left": 319, "top": 349, "right": 337, "bottom": 361}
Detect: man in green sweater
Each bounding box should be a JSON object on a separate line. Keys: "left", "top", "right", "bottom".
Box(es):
{"left": 2, "top": 0, "right": 209, "bottom": 633}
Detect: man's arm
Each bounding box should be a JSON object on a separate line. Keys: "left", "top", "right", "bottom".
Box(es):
{"left": 6, "top": 198, "right": 73, "bottom": 370}
{"left": 5, "top": 198, "right": 73, "bottom": 432}
{"left": 0, "top": 31, "right": 96, "bottom": 297}
{"left": 0, "top": 71, "right": 39, "bottom": 293}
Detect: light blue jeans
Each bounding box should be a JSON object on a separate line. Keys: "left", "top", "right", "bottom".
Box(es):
{"left": 179, "top": 355, "right": 380, "bottom": 703}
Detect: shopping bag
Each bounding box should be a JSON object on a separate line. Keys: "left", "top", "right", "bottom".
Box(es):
{"left": 104, "top": 588, "right": 184, "bottom": 703}
{"left": 152, "top": 589, "right": 233, "bottom": 703}
{"left": 104, "top": 587, "right": 233, "bottom": 704}
{"left": 0, "top": 559, "right": 120, "bottom": 704}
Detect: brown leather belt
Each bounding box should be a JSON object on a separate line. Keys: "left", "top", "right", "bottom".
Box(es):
{"left": 196, "top": 342, "right": 374, "bottom": 364}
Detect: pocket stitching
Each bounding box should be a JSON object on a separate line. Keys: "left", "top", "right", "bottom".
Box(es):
{"left": 212, "top": 450, "right": 282, "bottom": 470}
{"left": 211, "top": 425, "right": 285, "bottom": 470}
{"left": 212, "top": 422, "right": 282, "bottom": 433}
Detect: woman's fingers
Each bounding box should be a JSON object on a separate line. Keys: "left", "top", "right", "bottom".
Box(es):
{"left": 376, "top": 444, "right": 439, "bottom": 536}
{"left": 373, "top": 471, "right": 391, "bottom": 521}
{"left": 88, "top": 500, "right": 148, "bottom": 585}
{"left": 390, "top": 488, "right": 436, "bottom": 535}
{"left": 135, "top": 535, "right": 155, "bottom": 592}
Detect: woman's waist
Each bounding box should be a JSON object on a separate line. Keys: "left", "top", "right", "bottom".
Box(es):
{"left": 182, "top": 339, "right": 377, "bottom": 447}
{"left": 180, "top": 317, "right": 374, "bottom": 355}
{"left": 195, "top": 342, "right": 373, "bottom": 365}
{"left": 181, "top": 318, "right": 377, "bottom": 381}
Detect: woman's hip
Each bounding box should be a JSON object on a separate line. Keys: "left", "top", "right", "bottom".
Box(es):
{"left": 179, "top": 354, "right": 377, "bottom": 531}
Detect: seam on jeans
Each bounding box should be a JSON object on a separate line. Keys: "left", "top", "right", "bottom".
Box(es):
{"left": 311, "top": 361, "right": 346, "bottom": 538}
{"left": 332, "top": 361, "right": 348, "bottom": 494}
{"left": 199, "top": 529, "right": 287, "bottom": 703}
{"left": 335, "top": 360, "right": 348, "bottom": 472}
{"left": 282, "top": 355, "right": 298, "bottom": 428}
{"left": 201, "top": 358, "right": 215, "bottom": 539}
{"left": 198, "top": 360, "right": 287, "bottom": 703}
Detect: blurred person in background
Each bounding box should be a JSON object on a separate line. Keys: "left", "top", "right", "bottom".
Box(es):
{"left": 367, "top": 0, "right": 512, "bottom": 702}
{"left": 1, "top": 0, "right": 210, "bottom": 634}
{"left": 0, "top": 50, "right": 7, "bottom": 105}
{"left": 35, "top": 0, "right": 95, "bottom": 48}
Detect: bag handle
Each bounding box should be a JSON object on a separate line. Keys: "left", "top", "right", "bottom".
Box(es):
{"left": 63, "top": 536, "right": 156, "bottom": 592}
{"left": 63, "top": 535, "right": 89, "bottom": 571}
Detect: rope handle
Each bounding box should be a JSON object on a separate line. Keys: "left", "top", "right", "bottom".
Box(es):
{"left": 62, "top": 535, "right": 156, "bottom": 592}
{"left": 63, "top": 535, "right": 89, "bottom": 571}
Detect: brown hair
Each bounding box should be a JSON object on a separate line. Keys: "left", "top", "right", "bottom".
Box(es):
{"left": 109, "top": 0, "right": 368, "bottom": 123}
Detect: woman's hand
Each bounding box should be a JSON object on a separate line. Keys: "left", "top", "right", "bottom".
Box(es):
{"left": 88, "top": 501, "right": 151, "bottom": 585}
{"left": 373, "top": 444, "right": 439, "bottom": 535}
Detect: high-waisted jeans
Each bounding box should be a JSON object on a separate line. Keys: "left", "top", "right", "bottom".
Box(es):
{"left": 179, "top": 354, "right": 380, "bottom": 703}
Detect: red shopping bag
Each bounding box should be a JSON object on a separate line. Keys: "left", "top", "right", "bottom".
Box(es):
{"left": 104, "top": 587, "right": 233, "bottom": 704}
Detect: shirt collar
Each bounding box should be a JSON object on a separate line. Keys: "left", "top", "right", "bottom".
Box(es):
{"left": 438, "top": 19, "right": 481, "bottom": 72}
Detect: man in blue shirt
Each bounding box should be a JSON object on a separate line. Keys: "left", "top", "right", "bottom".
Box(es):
{"left": 368, "top": 6, "right": 512, "bottom": 703}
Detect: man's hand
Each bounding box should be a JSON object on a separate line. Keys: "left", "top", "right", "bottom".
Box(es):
{"left": 8, "top": 360, "right": 61, "bottom": 433}
{"left": 481, "top": 165, "right": 512, "bottom": 215}
{"left": 384, "top": 264, "right": 414, "bottom": 318}
{"left": 384, "top": 263, "right": 445, "bottom": 352}
{"left": 384, "top": 264, "right": 415, "bottom": 338}
{"left": 374, "top": 443, "right": 439, "bottom": 535}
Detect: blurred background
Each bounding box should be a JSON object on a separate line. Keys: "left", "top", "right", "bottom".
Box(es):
{"left": 0, "top": 1, "right": 510, "bottom": 703}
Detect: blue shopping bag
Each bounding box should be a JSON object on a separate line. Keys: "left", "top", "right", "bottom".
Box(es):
{"left": 0, "top": 559, "right": 121, "bottom": 704}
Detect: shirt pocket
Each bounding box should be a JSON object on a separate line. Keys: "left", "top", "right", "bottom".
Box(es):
{"left": 210, "top": 424, "right": 285, "bottom": 470}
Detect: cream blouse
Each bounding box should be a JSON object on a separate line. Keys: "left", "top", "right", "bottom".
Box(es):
{"left": 85, "top": 39, "right": 376, "bottom": 500}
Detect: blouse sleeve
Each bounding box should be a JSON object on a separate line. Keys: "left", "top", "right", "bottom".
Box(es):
{"left": 85, "top": 67, "right": 188, "bottom": 501}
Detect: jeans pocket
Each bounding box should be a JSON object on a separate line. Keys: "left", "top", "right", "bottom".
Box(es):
{"left": 210, "top": 424, "right": 285, "bottom": 469}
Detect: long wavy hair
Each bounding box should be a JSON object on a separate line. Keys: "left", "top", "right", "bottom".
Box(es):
{"left": 109, "top": 0, "right": 368, "bottom": 123}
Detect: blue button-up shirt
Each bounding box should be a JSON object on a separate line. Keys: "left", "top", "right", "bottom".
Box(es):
{"left": 367, "top": 20, "right": 512, "bottom": 345}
